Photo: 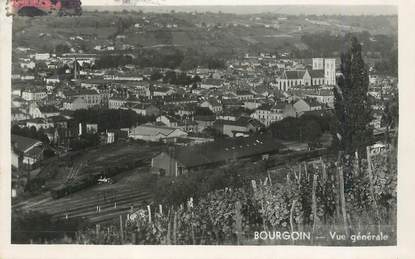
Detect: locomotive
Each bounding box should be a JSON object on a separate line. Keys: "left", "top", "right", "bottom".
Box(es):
{"left": 6, "top": 0, "right": 82, "bottom": 16}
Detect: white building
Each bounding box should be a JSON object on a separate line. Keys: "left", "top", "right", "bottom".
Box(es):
{"left": 22, "top": 89, "right": 47, "bottom": 101}
{"left": 313, "top": 58, "right": 336, "bottom": 86}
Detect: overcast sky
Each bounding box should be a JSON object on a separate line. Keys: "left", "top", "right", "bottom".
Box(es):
{"left": 83, "top": 0, "right": 397, "bottom": 6}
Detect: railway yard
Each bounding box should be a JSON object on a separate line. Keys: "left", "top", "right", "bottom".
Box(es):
{"left": 13, "top": 141, "right": 163, "bottom": 224}
{"left": 13, "top": 138, "right": 330, "bottom": 226}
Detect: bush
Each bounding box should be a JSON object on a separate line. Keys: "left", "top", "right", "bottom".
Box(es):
{"left": 12, "top": 210, "right": 85, "bottom": 244}
{"left": 268, "top": 115, "right": 327, "bottom": 142}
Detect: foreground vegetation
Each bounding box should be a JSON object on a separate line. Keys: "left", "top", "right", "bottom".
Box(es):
{"left": 12, "top": 143, "right": 395, "bottom": 245}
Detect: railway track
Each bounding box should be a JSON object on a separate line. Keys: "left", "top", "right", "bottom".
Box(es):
{"left": 14, "top": 187, "right": 153, "bottom": 224}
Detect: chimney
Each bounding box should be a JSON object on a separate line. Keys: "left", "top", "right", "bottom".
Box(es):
{"left": 78, "top": 122, "right": 82, "bottom": 136}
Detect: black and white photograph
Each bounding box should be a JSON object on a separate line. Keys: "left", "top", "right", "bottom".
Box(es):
{"left": 1, "top": 0, "right": 412, "bottom": 255}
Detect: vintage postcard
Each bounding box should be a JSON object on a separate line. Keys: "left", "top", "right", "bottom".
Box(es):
{"left": 0, "top": 0, "right": 414, "bottom": 258}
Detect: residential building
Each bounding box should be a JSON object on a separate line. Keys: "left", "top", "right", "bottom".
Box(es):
{"left": 200, "top": 78, "right": 224, "bottom": 89}
{"left": 200, "top": 98, "right": 223, "bottom": 113}
{"left": 63, "top": 97, "right": 88, "bottom": 111}
{"left": 22, "top": 88, "right": 47, "bottom": 101}
{"left": 124, "top": 103, "right": 160, "bottom": 117}
{"left": 156, "top": 115, "right": 179, "bottom": 128}
{"left": 11, "top": 134, "right": 44, "bottom": 169}
{"left": 29, "top": 104, "right": 60, "bottom": 119}
{"left": 236, "top": 90, "right": 254, "bottom": 100}
{"left": 214, "top": 117, "right": 263, "bottom": 137}
{"left": 25, "top": 118, "right": 54, "bottom": 130}
{"left": 250, "top": 104, "right": 284, "bottom": 127}
{"left": 129, "top": 124, "right": 187, "bottom": 142}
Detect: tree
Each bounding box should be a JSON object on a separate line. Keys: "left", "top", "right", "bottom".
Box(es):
{"left": 12, "top": 210, "right": 84, "bottom": 244}
{"left": 150, "top": 70, "right": 163, "bottom": 81}
{"left": 54, "top": 44, "right": 71, "bottom": 55}
{"left": 333, "top": 37, "right": 372, "bottom": 157}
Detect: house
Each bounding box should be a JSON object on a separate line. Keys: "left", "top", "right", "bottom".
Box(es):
{"left": 177, "top": 119, "right": 199, "bottom": 133}
{"left": 86, "top": 123, "right": 98, "bottom": 134}
{"left": 11, "top": 134, "right": 44, "bottom": 169}
{"left": 72, "top": 89, "right": 102, "bottom": 108}
{"left": 20, "top": 61, "right": 36, "bottom": 70}
{"left": 250, "top": 104, "right": 284, "bottom": 127}
{"left": 236, "top": 90, "right": 254, "bottom": 100}
{"left": 63, "top": 97, "right": 88, "bottom": 111}
{"left": 214, "top": 117, "right": 263, "bottom": 137}
{"left": 151, "top": 134, "right": 282, "bottom": 176}
{"left": 129, "top": 124, "right": 187, "bottom": 142}
{"left": 156, "top": 115, "right": 180, "bottom": 128}
{"left": 12, "top": 84, "right": 25, "bottom": 97}
{"left": 283, "top": 98, "right": 322, "bottom": 118}
{"left": 293, "top": 98, "right": 322, "bottom": 116}
{"left": 44, "top": 127, "right": 60, "bottom": 144}
{"left": 194, "top": 115, "right": 216, "bottom": 132}
{"left": 29, "top": 104, "right": 60, "bottom": 119}
{"left": 45, "top": 75, "right": 60, "bottom": 85}
{"left": 175, "top": 104, "right": 197, "bottom": 118}
{"left": 48, "top": 115, "right": 71, "bottom": 129}
{"left": 305, "top": 89, "right": 334, "bottom": 108}
{"left": 200, "top": 98, "right": 223, "bottom": 113}
{"left": 221, "top": 98, "right": 243, "bottom": 109}
{"left": 152, "top": 86, "right": 175, "bottom": 97}
{"left": 108, "top": 96, "right": 128, "bottom": 109}
{"left": 200, "top": 78, "right": 224, "bottom": 89}
{"left": 12, "top": 108, "right": 30, "bottom": 121}
{"left": 243, "top": 101, "right": 262, "bottom": 110}
{"left": 124, "top": 103, "right": 160, "bottom": 117}
{"left": 25, "top": 118, "right": 54, "bottom": 130}
{"left": 34, "top": 53, "right": 50, "bottom": 61}
{"left": 22, "top": 88, "right": 47, "bottom": 101}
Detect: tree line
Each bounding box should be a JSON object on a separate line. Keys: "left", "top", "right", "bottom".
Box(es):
{"left": 94, "top": 47, "right": 226, "bottom": 71}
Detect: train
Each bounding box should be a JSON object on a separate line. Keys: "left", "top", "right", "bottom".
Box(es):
{"left": 50, "top": 158, "right": 148, "bottom": 199}
{"left": 6, "top": 0, "right": 82, "bottom": 16}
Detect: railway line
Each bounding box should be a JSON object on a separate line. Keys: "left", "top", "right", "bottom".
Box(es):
{"left": 14, "top": 144, "right": 330, "bottom": 225}
{"left": 14, "top": 187, "right": 153, "bottom": 224}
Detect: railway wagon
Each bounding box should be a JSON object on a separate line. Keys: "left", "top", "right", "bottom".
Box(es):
{"left": 50, "top": 174, "right": 96, "bottom": 199}
{"left": 50, "top": 158, "right": 149, "bottom": 199}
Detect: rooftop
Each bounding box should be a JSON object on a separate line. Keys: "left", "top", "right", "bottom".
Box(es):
{"left": 11, "top": 134, "right": 43, "bottom": 153}
{"left": 167, "top": 134, "right": 283, "bottom": 168}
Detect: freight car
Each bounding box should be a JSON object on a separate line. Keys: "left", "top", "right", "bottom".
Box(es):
{"left": 6, "top": 0, "right": 81, "bottom": 17}
{"left": 50, "top": 158, "right": 149, "bottom": 199}
{"left": 50, "top": 174, "right": 96, "bottom": 199}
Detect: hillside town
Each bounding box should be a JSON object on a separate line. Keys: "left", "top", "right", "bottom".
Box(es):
{"left": 11, "top": 48, "right": 397, "bottom": 169}
{"left": 9, "top": 9, "right": 398, "bottom": 246}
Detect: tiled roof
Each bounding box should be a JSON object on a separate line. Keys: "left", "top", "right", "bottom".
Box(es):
{"left": 207, "top": 97, "right": 221, "bottom": 107}
{"left": 215, "top": 117, "right": 262, "bottom": 128}
{"left": 168, "top": 134, "right": 282, "bottom": 168}
{"left": 39, "top": 105, "right": 59, "bottom": 113}
{"left": 201, "top": 78, "right": 224, "bottom": 86}
{"left": 131, "top": 124, "right": 182, "bottom": 137}
{"left": 11, "top": 134, "right": 42, "bottom": 153}
{"left": 284, "top": 70, "right": 305, "bottom": 80}
{"left": 308, "top": 69, "right": 325, "bottom": 78}
{"left": 236, "top": 90, "right": 252, "bottom": 96}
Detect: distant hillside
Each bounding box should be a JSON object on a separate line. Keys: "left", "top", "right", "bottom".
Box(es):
{"left": 12, "top": 11, "right": 397, "bottom": 70}
{"left": 83, "top": 5, "right": 397, "bottom": 16}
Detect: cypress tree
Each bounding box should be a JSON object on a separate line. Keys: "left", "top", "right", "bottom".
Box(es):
{"left": 333, "top": 37, "right": 373, "bottom": 157}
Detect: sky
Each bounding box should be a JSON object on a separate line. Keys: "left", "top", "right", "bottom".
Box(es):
{"left": 83, "top": 0, "right": 397, "bottom": 6}
{"left": 80, "top": 1, "right": 398, "bottom": 15}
